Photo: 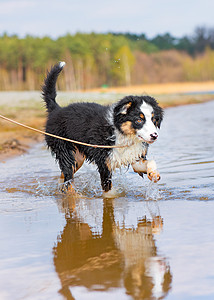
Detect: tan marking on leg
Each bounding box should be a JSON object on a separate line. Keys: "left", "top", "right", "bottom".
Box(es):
{"left": 60, "top": 181, "right": 76, "bottom": 194}
{"left": 67, "top": 182, "right": 75, "bottom": 192}
{"left": 64, "top": 149, "right": 85, "bottom": 194}
{"left": 58, "top": 172, "right": 65, "bottom": 185}
{"left": 74, "top": 148, "right": 85, "bottom": 173}
{"left": 59, "top": 149, "right": 85, "bottom": 194}
{"left": 105, "top": 157, "right": 113, "bottom": 173}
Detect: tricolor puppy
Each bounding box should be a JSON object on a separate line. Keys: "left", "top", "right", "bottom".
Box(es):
{"left": 42, "top": 62, "right": 163, "bottom": 198}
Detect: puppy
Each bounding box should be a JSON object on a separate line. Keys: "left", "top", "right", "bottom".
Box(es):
{"left": 42, "top": 62, "right": 163, "bottom": 198}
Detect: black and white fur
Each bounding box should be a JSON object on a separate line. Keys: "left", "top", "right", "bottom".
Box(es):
{"left": 42, "top": 62, "right": 163, "bottom": 198}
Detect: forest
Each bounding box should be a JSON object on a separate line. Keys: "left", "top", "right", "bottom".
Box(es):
{"left": 0, "top": 26, "right": 214, "bottom": 90}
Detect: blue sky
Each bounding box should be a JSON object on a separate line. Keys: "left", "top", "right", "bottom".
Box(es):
{"left": 0, "top": 0, "right": 214, "bottom": 38}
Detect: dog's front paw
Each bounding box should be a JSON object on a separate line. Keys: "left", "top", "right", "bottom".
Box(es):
{"left": 146, "top": 160, "right": 160, "bottom": 182}
{"left": 147, "top": 170, "right": 161, "bottom": 182}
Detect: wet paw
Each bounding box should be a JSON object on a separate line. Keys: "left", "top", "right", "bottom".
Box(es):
{"left": 147, "top": 170, "right": 161, "bottom": 182}
{"left": 103, "top": 187, "right": 118, "bottom": 199}
{"left": 60, "top": 181, "right": 76, "bottom": 194}
{"left": 67, "top": 184, "right": 76, "bottom": 194}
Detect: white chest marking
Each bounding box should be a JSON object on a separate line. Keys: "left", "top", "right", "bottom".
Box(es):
{"left": 109, "top": 130, "right": 146, "bottom": 170}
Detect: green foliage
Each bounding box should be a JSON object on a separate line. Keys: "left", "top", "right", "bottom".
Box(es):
{"left": 175, "top": 36, "right": 195, "bottom": 55}
{"left": 151, "top": 33, "right": 176, "bottom": 50}
{"left": 182, "top": 47, "right": 214, "bottom": 81}
{"left": 0, "top": 28, "right": 214, "bottom": 90}
{"left": 112, "top": 45, "right": 135, "bottom": 85}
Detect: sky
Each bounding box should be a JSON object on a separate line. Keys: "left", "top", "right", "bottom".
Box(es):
{"left": 0, "top": 0, "right": 214, "bottom": 39}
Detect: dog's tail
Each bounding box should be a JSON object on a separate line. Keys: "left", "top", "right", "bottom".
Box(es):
{"left": 42, "top": 62, "right": 65, "bottom": 113}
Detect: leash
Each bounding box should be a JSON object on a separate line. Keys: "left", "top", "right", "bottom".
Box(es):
{"left": 0, "top": 114, "right": 129, "bottom": 149}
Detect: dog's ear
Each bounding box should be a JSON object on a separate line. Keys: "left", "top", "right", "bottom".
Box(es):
{"left": 155, "top": 107, "right": 164, "bottom": 129}
{"left": 117, "top": 101, "right": 132, "bottom": 115}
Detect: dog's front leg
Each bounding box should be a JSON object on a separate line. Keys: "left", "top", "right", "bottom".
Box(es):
{"left": 146, "top": 160, "right": 161, "bottom": 182}
{"left": 98, "top": 164, "right": 117, "bottom": 198}
{"left": 132, "top": 159, "right": 160, "bottom": 182}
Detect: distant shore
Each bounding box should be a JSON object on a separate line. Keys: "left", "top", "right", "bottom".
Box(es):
{"left": 91, "top": 80, "right": 214, "bottom": 96}
{"left": 0, "top": 81, "right": 214, "bottom": 161}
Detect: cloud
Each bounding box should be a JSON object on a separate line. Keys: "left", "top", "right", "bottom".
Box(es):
{"left": 0, "top": 0, "right": 214, "bottom": 38}
{"left": 0, "top": 0, "right": 36, "bottom": 15}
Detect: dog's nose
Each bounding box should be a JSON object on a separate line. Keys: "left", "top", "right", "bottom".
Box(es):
{"left": 150, "top": 132, "right": 158, "bottom": 140}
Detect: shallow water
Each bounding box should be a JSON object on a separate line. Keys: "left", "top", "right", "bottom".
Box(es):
{"left": 0, "top": 101, "right": 214, "bottom": 300}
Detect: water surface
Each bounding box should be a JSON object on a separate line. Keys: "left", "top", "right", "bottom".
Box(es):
{"left": 0, "top": 101, "right": 214, "bottom": 300}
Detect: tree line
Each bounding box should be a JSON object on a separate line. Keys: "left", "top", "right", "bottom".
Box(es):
{"left": 0, "top": 26, "right": 214, "bottom": 90}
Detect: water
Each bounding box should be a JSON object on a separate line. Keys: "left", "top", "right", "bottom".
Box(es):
{"left": 0, "top": 101, "right": 214, "bottom": 300}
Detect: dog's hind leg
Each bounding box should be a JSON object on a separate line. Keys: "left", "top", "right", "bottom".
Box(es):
{"left": 58, "top": 161, "right": 75, "bottom": 193}
{"left": 55, "top": 146, "right": 76, "bottom": 192}
{"left": 58, "top": 147, "right": 85, "bottom": 193}
{"left": 74, "top": 148, "right": 85, "bottom": 172}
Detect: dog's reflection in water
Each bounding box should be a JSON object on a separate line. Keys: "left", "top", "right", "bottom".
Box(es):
{"left": 53, "top": 196, "right": 172, "bottom": 300}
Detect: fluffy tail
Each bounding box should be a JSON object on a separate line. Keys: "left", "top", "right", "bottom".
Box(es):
{"left": 42, "top": 62, "right": 66, "bottom": 113}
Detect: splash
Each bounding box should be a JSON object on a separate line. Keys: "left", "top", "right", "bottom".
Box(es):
{"left": 145, "top": 178, "right": 161, "bottom": 201}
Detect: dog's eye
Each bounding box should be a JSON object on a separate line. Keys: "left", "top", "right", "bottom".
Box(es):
{"left": 135, "top": 119, "right": 143, "bottom": 124}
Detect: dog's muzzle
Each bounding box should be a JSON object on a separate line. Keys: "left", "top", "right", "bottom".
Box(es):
{"left": 150, "top": 132, "right": 158, "bottom": 141}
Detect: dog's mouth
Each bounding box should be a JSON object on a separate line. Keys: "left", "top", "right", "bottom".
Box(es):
{"left": 137, "top": 135, "right": 155, "bottom": 144}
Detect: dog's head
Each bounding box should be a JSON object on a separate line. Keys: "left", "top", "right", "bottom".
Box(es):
{"left": 113, "top": 96, "right": 163, "bottom": 144}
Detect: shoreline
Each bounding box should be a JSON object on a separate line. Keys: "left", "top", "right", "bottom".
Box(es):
{"left": 0, "top": 135, "right": 43, "bottom": 162}
{"left": 89, "top": 80, "right": 214, "bottom": 95}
